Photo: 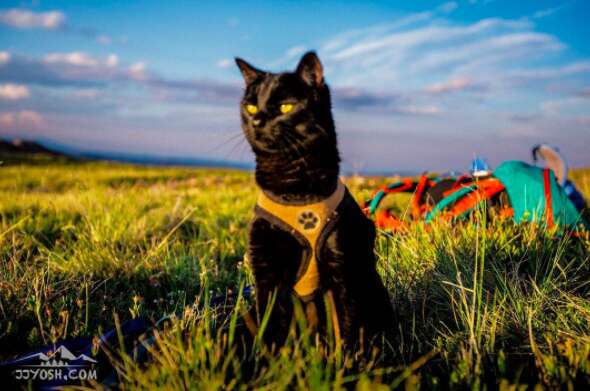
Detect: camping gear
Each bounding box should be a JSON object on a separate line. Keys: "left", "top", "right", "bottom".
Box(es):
{"left": 532, "top": 144, "right": 587, "bottom": 213}
{"left": 491, "top": 161, "right": 583, "bottom": 227}
{"left": 470, "top": 156, "right": 492, "bottom": 177}
{"left": 532, "top": 144, "right": 568, "bottom": 186}
{"left": 563, "top": 180, "right": 588, "bottom": 212}
{"left": 0, "top": 317, "right": 150, "bottom": 390}
{"left": 365, "top": 160, "right": 588, "bottom": 232}
{"left": 0, "top": 286, "right": 254, "bottom": 389}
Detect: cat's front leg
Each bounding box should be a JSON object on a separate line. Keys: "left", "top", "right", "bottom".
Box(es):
{"left": 318, "top": 231, "right": 361, "bottom": 346}
{"left": 319, "top": 202, "right": 395, "bottom": 348}
{"left": 248, "top": 217, "right": 304, "bottom": 348}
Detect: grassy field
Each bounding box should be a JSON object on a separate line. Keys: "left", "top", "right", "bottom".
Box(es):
{"left": 1, "top": 154, "right": 589, "bottom": 389}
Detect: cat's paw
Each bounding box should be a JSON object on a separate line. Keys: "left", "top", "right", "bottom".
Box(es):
{"left": 298, "top": 211, "right": 319, "bottom": 231}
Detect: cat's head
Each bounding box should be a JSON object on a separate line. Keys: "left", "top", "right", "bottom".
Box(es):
{"left": 235, "top": 52, "right": 336, "bottom": 156}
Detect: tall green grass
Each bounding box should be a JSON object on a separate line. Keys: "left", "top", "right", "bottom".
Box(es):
{"left": 1, "top": 156, "right": 589, "bottom": 389}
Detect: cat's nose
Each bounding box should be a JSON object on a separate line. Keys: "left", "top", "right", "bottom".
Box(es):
{"left": 252, "top": 114, "right": 266, "bottom": 128}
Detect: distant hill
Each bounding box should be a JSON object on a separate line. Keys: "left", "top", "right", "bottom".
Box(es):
{"left": 0, "top": 138, "right": 77, "bottom": 166}
{"left": 0, "top": 139, "right": 69, "bottom": 157}
{"left": 0, "top": 138, "right": 419, "bottom": 175}
{"left": 0, "top": 138, "right": 253, "bottom": 169}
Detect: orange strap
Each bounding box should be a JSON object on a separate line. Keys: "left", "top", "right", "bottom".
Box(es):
{"left": 411, "top": 175, "right": 429, "bottom": 219}
{"left": 499, "top": 207, "right": 514, "bottom": 219}
{"left": 447, "top": 178, "right": 505, "bottom": 219}
{"left": 451, "top": 174, "right": 471, "bottom": 190}
{"left": 375, "top": 210, "right": 407, "bottom": 232}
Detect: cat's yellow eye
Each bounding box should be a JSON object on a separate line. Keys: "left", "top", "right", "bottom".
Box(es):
{"left": 245, "top": 104, "right": 258, "bottom": 115}
{"left": 280, "top": 103, "right": 294, "bottom": 114}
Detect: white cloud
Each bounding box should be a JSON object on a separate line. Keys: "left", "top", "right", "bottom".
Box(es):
{"left": 308, "top": 18, "right": 548, "bottom": 91}
{"left": 0, "top": 9, "right": 65, "bottom": 30}
{"left": 532, "top": 3, "right": 570, "bottom": 19}
{"left": 216, "top": 59, "right": 232, "bottom": 69}
{"left": 0, "top": 83, "right": 30, "bottom": 100}
{"left": 399, "top": 105, "right": 442, "bottom": 115}
{"left": 41, "top": 52, "right": 123, "bottom": 70}
{"left": 19, "top": 110, "right": 45, "bottom": 129}
{"left": 73, "top": 89, "right": 100, "bottom": 99}
{"left": 0, "top": 113, "right": 15, "bottom": 128}
{"left": 286, "top": 45, "right": 306, "bottom": 58}
{"left": 44, "top": 52, "right": 98, "bottom": 67}
{"left": 507, "top": 61, "right": 590, "bottom": 80}
{"left": 326, "top": 18, "right": 531, "bottom": 63}
{"left": 426, "top": 77, "right": 473, "bottom": 94}
{"left": 0, "top": 110, "right": 45, "bottom": 131}
{"left": 105, "top": 54, "right": 118, "bottom": 67}
{"left": 268, "top": 45, "right": 308, "bottom": 67}
{"left": 0, "top": 51, "right": 10, "bottom": 65}
{"left": 270, "top": 6, "right": 587, "bottom": 105}
{"left": 318, "top": 12, "right": 440, "bottom": 55}
{"left": 409, "top": 32, "right": 562, "bottom": 80}
{"left": 128, "top": 62, "right": 147, "bottom": 80}
{"left": 540, "top": 97, "right": 590, "bottom": 116}
{"left": 97, "top": 34, "right": 112, "bottom": 45}
{"left": 438, "top": 2, "right": 458, "bottom": 13}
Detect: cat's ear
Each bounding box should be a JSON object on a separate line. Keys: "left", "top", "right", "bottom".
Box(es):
{"left": 296, "top": 51, "right": 324, "bottom": 87}
{"left": 235, "top": 58, "right": 263, "bottom": 85}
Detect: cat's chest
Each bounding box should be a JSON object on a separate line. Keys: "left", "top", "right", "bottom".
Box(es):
{"left": 250, "top": 181, "right": 348, "bottom": 298}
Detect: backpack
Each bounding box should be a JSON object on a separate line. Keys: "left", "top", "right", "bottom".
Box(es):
{"left": 364, "top": 161, "right": 588, "bottom": 232}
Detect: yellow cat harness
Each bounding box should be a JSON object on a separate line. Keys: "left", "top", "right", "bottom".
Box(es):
{"left": 256, "top": 180, "right": 346, "bottom": 300}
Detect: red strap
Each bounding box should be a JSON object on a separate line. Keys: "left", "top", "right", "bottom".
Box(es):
{"left": 499, "top": 207, "right": 514, "bottom": 219}
{"left": 374, "top": 210, "right": 407, "bottom": 232}
{"left": 543, "top": 168, "right": 554, "bottom": 228}
{"left": 442, "top": 176, "right": 480, "bottom": 199}
{"left": 369, "top": 178, "right": 415, "bottom": 199}
{"left": 411, "top": 175, "right": 429, "bottom": 219}
{"left": 447, "top": 178, "right": 505, "bottom": 219}
{"left": 451, "top": 174, "right": 471, "bottom": 190}
{"left": 391, "top": 179, "right": 415, "bottom": 194}
{"left": 363, "top": 179, "right": 417, "bottom": 216}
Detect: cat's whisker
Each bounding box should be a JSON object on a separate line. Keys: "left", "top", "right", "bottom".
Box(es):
{"left": 314, "top": 124, "right": 331, "bottom": 140}
{"left": 282, "top": 131, "right": 316, "bottom": 183}
{"left": 223, "top": 134, "right": 249, "bottom": 160}
{"left": 205, "top": 131, "right": 245, "bottom": 155}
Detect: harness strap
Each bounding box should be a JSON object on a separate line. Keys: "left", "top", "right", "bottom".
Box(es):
{"left": 256, "top": 180, "right": 346, "bottom": 298}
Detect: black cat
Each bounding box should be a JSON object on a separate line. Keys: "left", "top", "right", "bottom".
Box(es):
{"left": 235, "top": 51, "right": 394, "bottom": 350}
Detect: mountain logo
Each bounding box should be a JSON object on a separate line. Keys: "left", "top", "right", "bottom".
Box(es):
{"left": 6, "top": 344, "right": 99, "bottom": 384}
{"left": 15, "top": 345, "right": 97, "bottom": 368}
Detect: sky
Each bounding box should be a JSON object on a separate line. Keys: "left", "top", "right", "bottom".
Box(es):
{"left": 0, "top": 0, "right": 589, "bottom": 172}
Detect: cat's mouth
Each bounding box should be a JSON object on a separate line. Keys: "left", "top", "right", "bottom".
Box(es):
{"left": 248, "top": 132, "right": 318, "bottom": 156}
{"left": 250, "top": 140, "right": 281, "bottom": 154}
{"left": 249, "top": 137, "right": 290, "bottom": 154}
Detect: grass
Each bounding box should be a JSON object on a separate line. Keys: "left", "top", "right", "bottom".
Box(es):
{"left": 1, "top": 154, "right": 589, "bottom": 389}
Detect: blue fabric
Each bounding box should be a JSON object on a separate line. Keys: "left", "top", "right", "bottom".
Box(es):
{"left": 493, "top": 161, "right": 586, "bottom": 229}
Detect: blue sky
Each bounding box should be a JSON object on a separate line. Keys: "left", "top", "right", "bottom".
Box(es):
{"left": 0, "top": 0, "right": 589, "bottom": 172}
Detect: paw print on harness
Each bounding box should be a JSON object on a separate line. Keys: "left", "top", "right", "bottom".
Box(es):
{"left": 298, "top": 211, "right": 320, "bottom": 231}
